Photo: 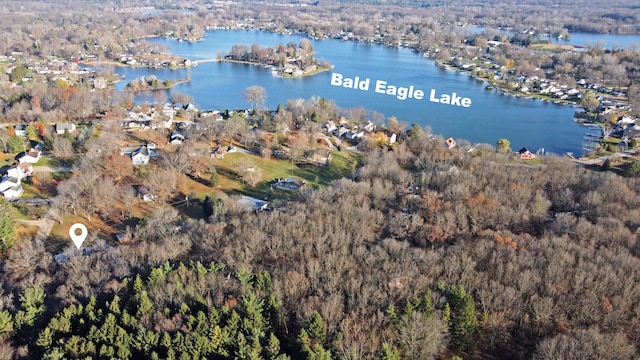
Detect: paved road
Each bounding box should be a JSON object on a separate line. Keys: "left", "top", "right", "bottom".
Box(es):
{"left": 20, "top": 217, "right": 56, "bottom": 242}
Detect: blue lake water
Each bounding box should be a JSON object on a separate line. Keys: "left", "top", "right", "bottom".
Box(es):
{"left": 469, "top": 26, "right": 640, "bottom": 50}
{"left": 556, "top": 32, "right": 640, "bottom": 50}
{"left": 113, "top": 30, "right": 592, "bottom": 155}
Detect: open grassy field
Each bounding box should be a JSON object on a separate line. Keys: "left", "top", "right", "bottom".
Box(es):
{"left": 0, "top": 153, "right": 15, "bottom": 167}
{"left": 529, "top": 43, "right": 576, "bottom": 51}
{"left": 210, "top": 149, "right": 361, "bottom": 199}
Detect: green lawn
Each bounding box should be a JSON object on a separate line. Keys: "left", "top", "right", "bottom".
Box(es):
{"left": 211, "top": 150, "right": 361, "bottom": 199}
{"left": 34, "top": 156, "right": 75, "bottom": 168}
{"left": 0, "top": 153, "right": 15, "bottom": 167}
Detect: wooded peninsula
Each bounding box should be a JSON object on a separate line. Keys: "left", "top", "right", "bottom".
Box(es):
{"left": 223, "top": 40, "right": 332, "bottom": 78}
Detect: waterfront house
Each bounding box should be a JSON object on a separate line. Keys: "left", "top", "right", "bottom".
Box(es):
{"left": 445, "top": 137, "right": 456, "bottom": 149}
{"left": 334, "top": 126, "right": 350, "bottom": 138}
{"left": 361, "top": 121, "right": 375, "bottom": 133}
{"left": 93, "top": 77, "right": 107, "bottom": 90}
{"left": 372, "top": 131, "right": 397, "bottom": 146}
{"left": 323, "top": 121, "right": 337, "bottom": 133}
{"left": 518, "top": 147, "right": 535, "bottom": 159}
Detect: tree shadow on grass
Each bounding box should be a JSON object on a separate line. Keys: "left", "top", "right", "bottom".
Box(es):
{"left": 44, "top": 234, "right": 69, "bottom": 256}
{"left": 186, "top": 173, "right": 212, "bottom": 187}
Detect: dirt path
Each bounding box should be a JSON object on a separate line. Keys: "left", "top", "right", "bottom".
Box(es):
{"left": 19, "top": 217, "right": 56, "bottom": 242}
{"left": 32, "top": 166, "right": 73, "bottom": 173}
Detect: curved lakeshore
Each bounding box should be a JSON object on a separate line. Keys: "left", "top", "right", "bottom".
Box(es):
{"left": 196, "top": 58, "right": 332, "bottom": 78}
{"left": 113, "top": 30, "right": 592, "bottom": 155}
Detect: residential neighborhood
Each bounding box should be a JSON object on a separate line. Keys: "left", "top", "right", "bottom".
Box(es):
{"left": 1, "top": 1, "right": 640, "bottom": 359}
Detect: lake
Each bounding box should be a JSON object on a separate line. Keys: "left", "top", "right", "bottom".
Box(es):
{"left": 468, "top": 26, "right": 640, "bottom": 50}
{"left": 113, "top": 30, "right": 591, "bottom": 155}
{"left": 556, "top": 32, "right": 640, "bottom": 50}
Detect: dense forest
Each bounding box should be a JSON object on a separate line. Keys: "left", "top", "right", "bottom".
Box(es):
{"left": 3, "top": 125, "right": 640, "bottom": 359}
{"left": 0, "top": 0, "right": 639, "bottom": 359}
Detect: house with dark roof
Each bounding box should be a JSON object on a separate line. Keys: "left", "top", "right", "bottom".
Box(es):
{"left": 518, "top": 147, "right": 535, "bottom": 159}
{"left": 14, "top": 124, "right": 27, "bottom": 137}
{"left": 131, "top": 146, "right": 150, "bottom": 165}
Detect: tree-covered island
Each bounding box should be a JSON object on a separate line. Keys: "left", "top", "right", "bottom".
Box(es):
{"left": 221, "top": 39, "right": 332, "bottom": 78}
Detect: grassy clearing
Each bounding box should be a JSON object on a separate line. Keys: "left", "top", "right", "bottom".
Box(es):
{"left": 0, "top": 153, "right": 15, "bottom": 167}
{"left": 210, "top": 150, "right": 361, "bottom": 199}
{"left": 522, "top": 157, "right": 545, "bottom": 165}
{"left": 529, "top": 43, "right": 576, "bottom": 51}
{"left": 34, "top": 156, "right": 75, "bottom": 168}
{"left": 16, "top": 224, "right": 39, "bottom": 241}
{"left": 49, "top": 212, "right": 126, "bottom": 253}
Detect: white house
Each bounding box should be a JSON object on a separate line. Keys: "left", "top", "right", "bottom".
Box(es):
{"left": 7, "top": 163, "right": 32, "bottom": 180}
{"left": 14, "top": 124, "right": 27, "bottom": 137}
{"left": 237, "top": 196, "right": 269, "bottom": 212}
{"left": 131, "top": 146, "right": 150, "bottom": 165}
{"left": 362, "top": 121, "right": 375, "bottom": 133}
{"left": 0, "top": 176, "right": 20, "bottom": 193}
{"left": 18, "top": 148, "right": 41, "bottom": 164}
{"left": 323, "top": 121, "right": 337, "bottom": 133}
{"left": 2, "top": 184, "right": 23, "bottom": 199}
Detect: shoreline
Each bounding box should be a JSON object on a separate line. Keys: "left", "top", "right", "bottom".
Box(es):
{"left": 124, "top": 78, "right": 191, "bottom": 92}
{"left": 215, "top": 59, "right": 333, "bottom": 79}
{"left": 115, "top": 31, "right": 622, "bottom": 156}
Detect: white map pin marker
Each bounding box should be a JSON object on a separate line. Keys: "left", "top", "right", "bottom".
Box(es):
{"left": 69, "top": 223, "right": 88, "bottom": 249}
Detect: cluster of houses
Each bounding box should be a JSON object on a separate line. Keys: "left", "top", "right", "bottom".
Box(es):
{"left": 278, "top": 62, "right": 318, "bottom": 77}
{"left": 322, "top": 119, "right": 397, "bottom": 145}
{"left": 121, "top": 103, "right": 176, "bottom": 131}
{"left": 0, "top": 146, "right": 41, "bottom": 200}
{"left": 117, "top": 54, "right": 193, "bottom": 68}
{"left": 119, "top": 103, "right": 224, "bottom": 147}
{"left": 607, "top": 113, "right": 640, "bottom": 140}
{"left": 13, "top": 122, "right": 76, "bottom": 137}
{"left": 2, "top": 122, "right": 80, "bottom": 200}
{"left": 452, "top": 55, "right": 630, "bottom": 109}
